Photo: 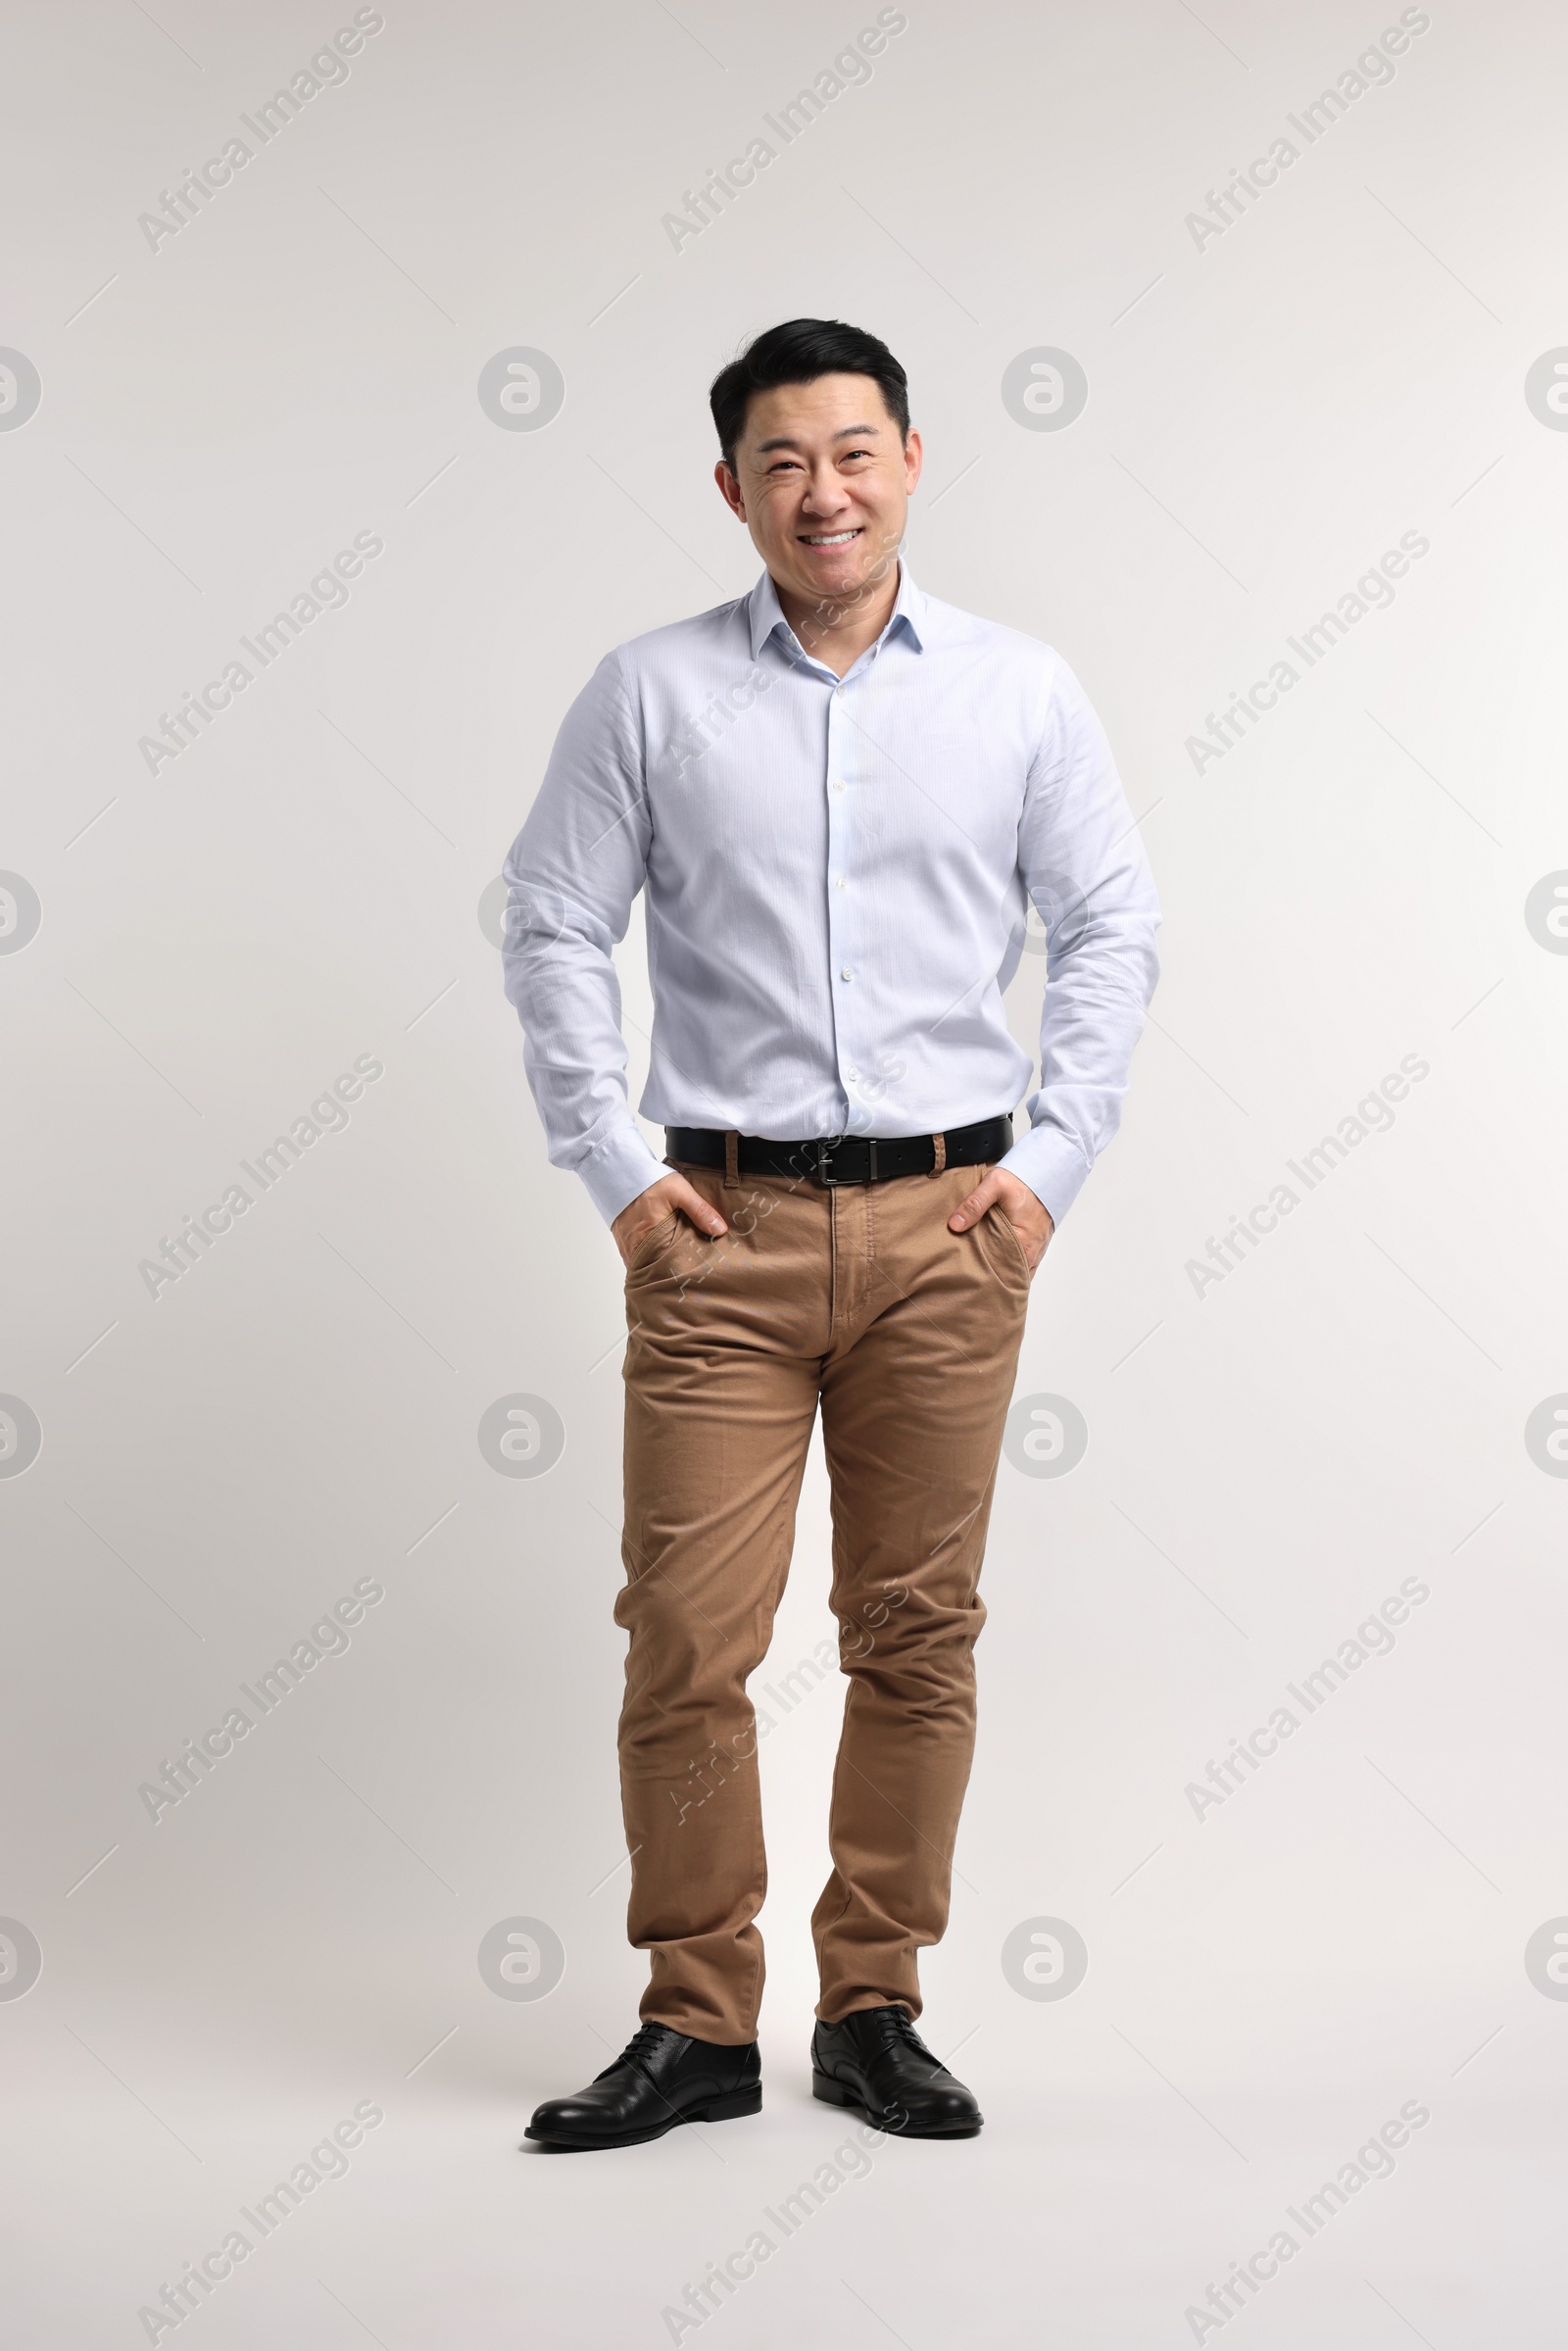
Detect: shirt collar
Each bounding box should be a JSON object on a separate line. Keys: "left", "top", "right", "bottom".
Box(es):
{"left": 746, "top": 559, "right": 927, "bottom": 664}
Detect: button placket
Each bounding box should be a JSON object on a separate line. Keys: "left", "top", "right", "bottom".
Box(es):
{"left": 825, "top": 677, "right": 858, "bottom": 1123}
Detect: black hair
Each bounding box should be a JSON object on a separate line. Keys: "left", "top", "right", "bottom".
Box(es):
{"left": 710, "top": 318, "right": 910, "bottom": 470}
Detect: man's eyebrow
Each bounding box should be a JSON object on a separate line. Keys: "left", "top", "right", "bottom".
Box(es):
{"left": 752, "top": 422, "right": 884, "bottom": 454}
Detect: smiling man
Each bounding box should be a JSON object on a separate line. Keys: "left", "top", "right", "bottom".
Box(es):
{"left": 503, "top": 318, "right": 1159, "bottom": 2151}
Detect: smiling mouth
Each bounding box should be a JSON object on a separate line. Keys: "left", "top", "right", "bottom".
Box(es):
{"left": 799, "top": 527, "right": 862, "bottom": 547}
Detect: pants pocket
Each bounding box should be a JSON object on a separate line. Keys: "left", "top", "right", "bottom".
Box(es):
{"left": 981, "top": 1201, "right": 1032, "bottom": 1286}
{"left": 624, "top": 1210, "right": 681, "bottom": 1278}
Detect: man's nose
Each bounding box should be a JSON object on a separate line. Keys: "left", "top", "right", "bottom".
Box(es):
{"left": 801, "top": 467, "right": 853, "bottom": 513}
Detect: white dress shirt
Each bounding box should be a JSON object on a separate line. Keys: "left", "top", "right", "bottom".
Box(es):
{"left": 503, "top": 563, "right": 1159, "bottom": 1228}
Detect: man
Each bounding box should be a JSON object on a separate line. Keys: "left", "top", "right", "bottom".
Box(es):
{"left": 503, "top": 318, "right": 1158, "bottom": 2152}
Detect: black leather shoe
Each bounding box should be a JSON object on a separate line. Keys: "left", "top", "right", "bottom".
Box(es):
{"left": 525, "top": 2022, "right": 761, "bottom": 2151}
{"left": 811, "top": 2005, "right": 982, "bottom": 2137}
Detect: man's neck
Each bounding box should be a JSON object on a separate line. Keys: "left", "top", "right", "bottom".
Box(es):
{"left": 772, "top": 556, "right": 903, "bottom": 680}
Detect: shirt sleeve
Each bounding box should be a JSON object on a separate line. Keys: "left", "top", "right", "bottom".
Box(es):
{"left": 501, "top": 649, "right": 670, "bottom": 1226}
{"left": 998, "top": 655, "right": 1161, "bottom": 1225}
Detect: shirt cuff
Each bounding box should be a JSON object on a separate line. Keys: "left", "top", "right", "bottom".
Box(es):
{"left": 998, "top": 1124, "right": 1093, "bottom": 1229}
{"left": 578, "top": 1123, "right": 671, "bottom": 1227}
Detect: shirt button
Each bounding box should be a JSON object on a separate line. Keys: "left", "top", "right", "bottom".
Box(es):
{"left": 835, "top": 876, "right": 846, "bottom": 889}
{"left": 832, "top": 779, "right": 846, "bottom": 793}
{"left": 846, "top": 1064, "right": 859, "bottom": 1080}
{"left": 840, "top": 966, "right": 853, "bottom": 981}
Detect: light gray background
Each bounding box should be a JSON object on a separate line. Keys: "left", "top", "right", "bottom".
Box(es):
{"left": 3, "top": 0, "right": 1565, "bottom": 2343}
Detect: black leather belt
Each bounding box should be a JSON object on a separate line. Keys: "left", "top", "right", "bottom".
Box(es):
{"left": 664, "top": 1112, "right": 1013, "bottom": 1188}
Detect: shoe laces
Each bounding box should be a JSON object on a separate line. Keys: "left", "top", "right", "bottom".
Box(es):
{"left": 620, "top": 2022, "right": 676, "bottom": 2059}
{"left": 868, "top": 2005, "right": 932, "bottom": 2058}
{"left": 599, "top": 2021, "right": 678, "bottom": 2079}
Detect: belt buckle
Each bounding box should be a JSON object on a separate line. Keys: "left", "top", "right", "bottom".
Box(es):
{"left": 816, "top": 1136, "right": 877, "bottom": 1186}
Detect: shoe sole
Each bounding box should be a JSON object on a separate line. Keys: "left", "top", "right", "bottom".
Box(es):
{"left": 524, "top": 2083, "right": 761, "bottom": 2152}
{"left": 810, "top": 2069, "right": 981, "bottom": 2138}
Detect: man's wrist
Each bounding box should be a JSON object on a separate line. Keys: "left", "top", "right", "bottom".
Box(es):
{"left": 582, "top": 1130, "right": 672, "bottom": 1228}
{"left": 997, "top": 1131, "right": 1086, "bottom": 1231}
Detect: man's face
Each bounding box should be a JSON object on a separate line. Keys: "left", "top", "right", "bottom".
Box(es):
{"left": 715, "top": 372, "right": 921, "bottom": 610}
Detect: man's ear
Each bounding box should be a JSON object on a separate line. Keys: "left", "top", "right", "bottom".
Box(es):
{"left": 714, "top": 460, "right": 747, "bottom": 521}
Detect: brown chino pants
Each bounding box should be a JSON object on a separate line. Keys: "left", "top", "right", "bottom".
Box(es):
{"left": 616, "top": 1154, "right": 1031, "bottom": 2044}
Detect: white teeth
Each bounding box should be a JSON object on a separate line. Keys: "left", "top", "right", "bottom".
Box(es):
{"left": 804, "top": 529, "right": 858, "bottom": 545}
